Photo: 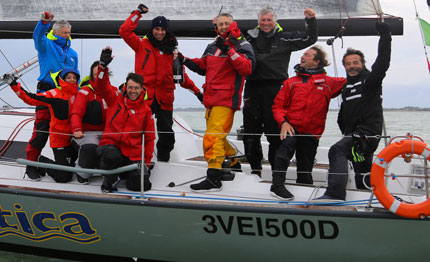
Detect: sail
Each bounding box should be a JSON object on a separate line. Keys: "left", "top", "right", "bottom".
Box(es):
{"left": 0, "top": 0, "right": 403, "bottom": 38}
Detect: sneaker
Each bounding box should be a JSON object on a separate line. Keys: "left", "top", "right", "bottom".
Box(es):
{"left": 270, "top": 185, "right": 294, "bottom": 201}
{"left": 190, "top": 178, "right": 222, "bottom": 192}
{"left": 101, "top": 176, "right": 118, "bottom": 193}
{"left": 25, "top": 166, "right": 41, "bottom": 181}
{"left": 251, "top": 170, "right": 262, "bottom": 178}
{"left": 312, "top": 194, "right": 344, "bottom": 203}
{"left": 77, "top": 175, "right": 89, "bottom": 185}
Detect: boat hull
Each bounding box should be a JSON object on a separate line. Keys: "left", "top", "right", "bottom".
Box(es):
{"left": 0, "top": 186, "right": 426, "bottom": 261}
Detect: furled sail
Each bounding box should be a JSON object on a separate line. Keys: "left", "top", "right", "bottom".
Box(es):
{"left": 0, "top": 0, "right": 402, "bottom": 38}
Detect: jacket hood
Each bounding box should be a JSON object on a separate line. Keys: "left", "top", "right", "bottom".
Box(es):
{"left": 60, "top": 67, "right": 80, "bottom": 82}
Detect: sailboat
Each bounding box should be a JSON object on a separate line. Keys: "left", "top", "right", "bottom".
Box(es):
{"left": 0, "top": 0, "right": 428, "bottom": 261}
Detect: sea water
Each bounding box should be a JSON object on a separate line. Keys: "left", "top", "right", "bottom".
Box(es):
{"left": 175, "top": 110, "right": 430, "bottom": 152}
{"left": 1, "top": 110, "right": 428, "bottom": 261}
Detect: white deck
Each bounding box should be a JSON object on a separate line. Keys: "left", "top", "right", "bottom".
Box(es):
{"left": 0, "top": 108, "right": 427, "bottom": 212}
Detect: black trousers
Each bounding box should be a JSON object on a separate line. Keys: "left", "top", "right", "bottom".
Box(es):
{"left": 39, "top": 145, "right": 78, "bottom": 183}
{"left": 96, "top": 145, "right": 149, "bottom": 191}
{"left": 325, "top": 136, "right": 378, "bottom": 200}
{"left": 272, "top": 135, "right": 319, "bottom": 185}
{"left": 242, "top": 80, "right": 283, "bottom": 171}
{"left": 151, "top": 99, "right": 174, "bottom": 161}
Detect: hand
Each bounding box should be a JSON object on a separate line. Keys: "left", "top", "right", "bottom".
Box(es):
{"left": 100, "top": 46, "right": 113, "bottom": 67}
{"left": 177, "top": 52, "right": 186, "bottom": 64}
{"left": 137, "top": 4, "right": 149, "bottom": 14}
{"left": 196, "top": 93, "right": 203, "bottom": 103}
{"left": 304, "top": 8, "right": 316, "bottom": 19}
{"left": 173, "top": 50, "right": 178, "bottom": 60}
{"left": 41, "top": 12, "right": 54, "bottom": 24}
{"left": 73, "top": 131, "right": 84, "bottom": 139}
{"left": 376, "top": 22, "right": 390, "bottom": 35}
{"left": 280, "top": 121, "right": 295, "bottom": 140}
{"left": 351, "top": 132, "right": 368, "bottom": 163}
{"left": 213, "top": 16, "right": 218, "bottom": 33}
{"left": 2, "top": 74, "right": 18, "bottom": 86}
{"left": 215, "top": 36, "right": 230, "bottom": 53}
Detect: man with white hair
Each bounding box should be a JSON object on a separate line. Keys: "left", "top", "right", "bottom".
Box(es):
{"left": 25, "top": 12, "right": 78, "bottom": 180}
{"left": 242, "top": 7, "right": 317, "bottom": 177}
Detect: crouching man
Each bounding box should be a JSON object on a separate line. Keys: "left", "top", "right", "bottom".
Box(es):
{"left": 95, "top": 47, "right": 156, "bottom": 193}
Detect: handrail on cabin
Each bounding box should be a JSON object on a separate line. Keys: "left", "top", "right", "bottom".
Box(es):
{"left": 17, "top": 158, "right": 139, "bottom": 175}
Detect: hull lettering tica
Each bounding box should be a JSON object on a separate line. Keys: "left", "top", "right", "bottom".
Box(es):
{"left": 0, "top": 203, "right": 100, "bottom": 244}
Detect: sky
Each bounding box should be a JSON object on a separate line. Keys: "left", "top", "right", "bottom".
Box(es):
{"left": 0, "top": 0, "right": 429, "bottom": 109}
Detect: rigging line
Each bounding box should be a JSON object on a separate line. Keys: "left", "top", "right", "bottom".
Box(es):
{"left": 0, "top": 97, "right": 13, "bottom": 108}
{"left": 0, "top": 48, "right": 31, "bottom": 91}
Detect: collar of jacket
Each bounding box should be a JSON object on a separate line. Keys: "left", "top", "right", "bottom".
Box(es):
{"left": 221, "top": 21, "right": 241, "bottom": 39}
{"left": 146, "top": 31, "right": 177, "bottom": 54}
{"left": 294, "top": 64, "right": 326, "bottom": 76}
{"left": 47, "top": 30, "right": 71, "bottom": 48}
{"left": 79, "top": 76, "right": 94, "bottom": 91}
{"left": 57, "top": 78, "right": 79, "bottom": 95}
{"left": 346, "top": 67, "right": 369, "bottom": 83}
{"left": 248, "top": 23, "right": 283, "bottom": 38}
{"left": 124, "top": 88, "right": 148, "bottom": 108}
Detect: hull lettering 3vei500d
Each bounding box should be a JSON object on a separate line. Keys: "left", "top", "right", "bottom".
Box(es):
{"left": 202, "top": 215, "right": 339, "bottom": 239}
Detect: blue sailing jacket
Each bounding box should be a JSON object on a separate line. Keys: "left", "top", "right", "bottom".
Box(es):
{"left": 33, "top": 21, "right": 79, "bottom": 89}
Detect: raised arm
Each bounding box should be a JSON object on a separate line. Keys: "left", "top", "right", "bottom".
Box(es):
{"left": 119, "top": 4, "right": 149, "bottom": 52}
{"left": 33, "top": 12, "right": 54, "bottom": 54}
{"left": 367, "top": 22, "right": 392, "bottom": 87}
{"left": 95, "top": 47, "right": 121, "bottom": 106}
{"left": 279, "top": 8, "right": 318, "bottom": 51}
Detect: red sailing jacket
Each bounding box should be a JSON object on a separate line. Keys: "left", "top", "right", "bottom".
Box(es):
{"left": 96, "top": 67, "right": 155, "bottom": 165}
{"left": 11, "top": 79, "right": 78, "bottom": 148}
{"left": 119, "top": 10, "right": 201, "bottom": 111}
{"left": 70, "top": 78, "right": 108, "bottom": 133}
{"left": 272, "top": 70, "right": 346, "bottom": 137}
{"left": 185, "top": 22, "right": 255, "bottom": 110}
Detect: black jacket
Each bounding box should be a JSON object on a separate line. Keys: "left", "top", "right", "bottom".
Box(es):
{"left": 337, "top": 29, "right": 391, "bottom": 147}
{"left": 246, "top": 17, "right": 318, "bottom": 81}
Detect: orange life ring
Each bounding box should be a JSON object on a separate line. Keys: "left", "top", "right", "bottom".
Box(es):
{"left": 371, "top": 139, "right": 430, "bottom": 218}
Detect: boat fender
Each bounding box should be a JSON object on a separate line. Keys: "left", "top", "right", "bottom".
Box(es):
{"left": 371, "top": 139, "right": 430, "bottom": 219}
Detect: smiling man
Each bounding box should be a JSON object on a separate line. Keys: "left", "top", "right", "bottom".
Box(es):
{"left": 94, "top": 47, "right": 156, "bottom": 193}
{"left": 270, "top": 46, "right": 346, "bottom": 200}
{"left": 316, "top": 22, "right": 392, "bottom": 202}
{"left": 242, "top": 6, "right": 318, "bottom": 178}
{"left": 182, "top": 13, "right": 255, "bottom": 192}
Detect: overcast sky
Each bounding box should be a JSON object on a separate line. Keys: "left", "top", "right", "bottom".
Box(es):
{"left": 0, "top": 0, "right": 429, "bottom": 109}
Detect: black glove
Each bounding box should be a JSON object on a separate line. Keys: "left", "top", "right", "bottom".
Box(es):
{"left": 215, "top": 37, "right": 230, "bottom": 53}
{"left": 100, "top": 48, "right": 113, "bottom": 67}
{"left": 177, "top": 52, "right": 185, "bottom": 64}
{"left": 2, "top": 74, "right": 18, "bottom": 86}
{"left": 137, "top": 4, "right": 148, "bottom": 14}
{"left": 376, "top": 22, "right": 390, "bottom": 34}
{"left": 351, "top": 132, "right": 368, "bottom": 163}
{"left": 196, "top": 93, "right": 203, "bottom": 103}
